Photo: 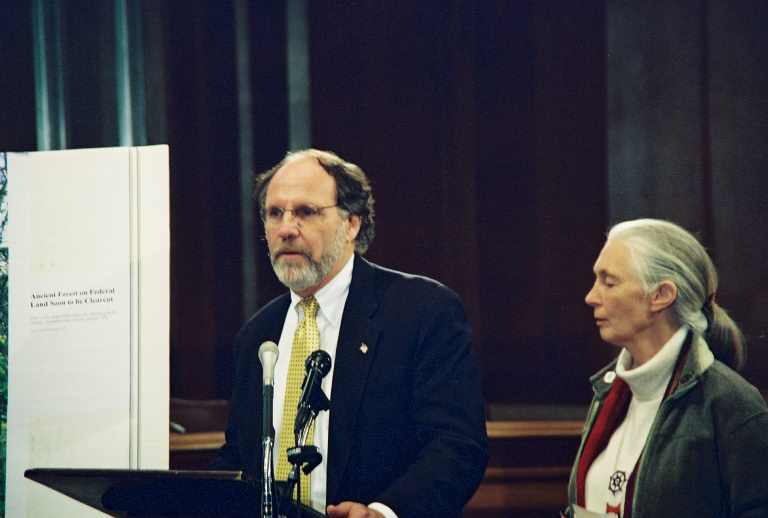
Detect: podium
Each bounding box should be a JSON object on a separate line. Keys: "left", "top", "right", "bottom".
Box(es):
{"left": 25, "top": 469, "right": 326, "bottom": 518}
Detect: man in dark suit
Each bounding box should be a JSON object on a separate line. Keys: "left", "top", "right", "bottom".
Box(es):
{"left": 211, "top": 149, "right": 488, "bottom": 518}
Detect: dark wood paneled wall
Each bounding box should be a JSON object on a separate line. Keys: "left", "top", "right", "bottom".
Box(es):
{"left": 2, "top": 1, "right": 766, "bottom": 406}
{"left": 607, "top": 0, "right": 768, "bottom": 388}
{"left": 0, "top": 3, "right": 36, "bottom": 151}
{"left": 160, "top": 0, "right": 611, "bottom": 403}
{"left": 307, "top": 0, "right": 610, "bottom": 405}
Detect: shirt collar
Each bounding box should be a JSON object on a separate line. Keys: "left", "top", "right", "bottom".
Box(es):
{"left": 616, "top": 326, "right": 688, "bottom": 401}
{"left": 290, "top": 254, "right": 355, "bottom": 327}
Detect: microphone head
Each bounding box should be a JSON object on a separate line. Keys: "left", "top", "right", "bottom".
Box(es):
{"left": 305, "top": 349, "right": 331, "bottom": 376}
{"left": 258, "top": 341, "right": 279, "bottom": 385}
{"left": 295, "top": 350, "right": 332, "bottom": 436}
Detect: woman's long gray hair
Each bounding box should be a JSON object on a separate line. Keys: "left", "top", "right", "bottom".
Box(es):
{"left": 607, "top": 219, "right": 744, "bottom": 370}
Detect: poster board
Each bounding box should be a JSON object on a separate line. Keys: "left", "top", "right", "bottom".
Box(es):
{"left": 2, "top": 146, "right": 170, "bottom": 517}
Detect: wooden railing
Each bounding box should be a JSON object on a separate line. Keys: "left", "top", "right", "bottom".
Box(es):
{"left": 464, "top": 420, "right": 582, "bottom": 518}
{"left": 170, "top": 431, "right": 225, "bottom": 471}
{"left": 169, "top": 419, "right": 584, "bottom": 518}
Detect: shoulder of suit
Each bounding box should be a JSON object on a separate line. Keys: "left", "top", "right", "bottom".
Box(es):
{"left": 358, "top": 256, "right": 458, "bottom": 299}
{"left": 253, "top": 291, "right": 292, "bottom": 318}
{"left": 235, "top": 292, "right": 291, "bottom": 338}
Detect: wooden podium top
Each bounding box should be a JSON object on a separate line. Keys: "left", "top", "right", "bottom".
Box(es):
{"left": 25, "top": 468, "right": 250, "bottom": 517}
{"left": 25, "top": 468, "right": 325, "bottom": 518}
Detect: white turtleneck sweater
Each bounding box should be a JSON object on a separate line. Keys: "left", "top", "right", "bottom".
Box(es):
{"left": 584, "top": 326, "right": 688, "bottom": 516}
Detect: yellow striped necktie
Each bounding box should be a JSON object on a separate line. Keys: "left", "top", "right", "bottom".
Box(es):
{"left": 276, "top": 296, "right": 320, "bottom": 505}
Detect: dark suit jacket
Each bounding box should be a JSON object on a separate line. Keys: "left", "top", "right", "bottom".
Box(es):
{"left": 211, "top": 255, "right": 489, "bottom": 518}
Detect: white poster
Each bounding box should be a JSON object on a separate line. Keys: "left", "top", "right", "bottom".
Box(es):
{"left": 3, "top": 146, "right": 169, "bottom": 517}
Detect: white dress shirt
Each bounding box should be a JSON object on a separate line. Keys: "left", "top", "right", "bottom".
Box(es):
{"left": 271, "top": 256, "right": 398, "bottom": 518}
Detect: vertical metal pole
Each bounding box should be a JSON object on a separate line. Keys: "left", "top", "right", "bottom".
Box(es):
{"left": 115, "top": 0, "right": 133, "bottom": 146}
{"left": 286, "top": 0, "right": 311, "bottom": 151}
{"left": 129, "top": 1, "right": 147, "bottom": 147}
{"left": 115, "top": 0, "right": 132, "bottom": 146}
{"left": 235, "top": 0, "right": 258, "bottom": 319}
{"left": 31, "top": 0, "right": 67, "bottom": 150}
{"left": 116, "top": 0, "right": 147, "bottom": 469}
{"left": 115, "top": 0, "right": 146, "bottom": 147}
{"left": 118, "top": 0, "right": 139, "bottom": 468}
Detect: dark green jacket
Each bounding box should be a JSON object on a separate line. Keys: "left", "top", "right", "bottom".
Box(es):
{"left": 567, "top": 332, "right": 768, "bottom": 517}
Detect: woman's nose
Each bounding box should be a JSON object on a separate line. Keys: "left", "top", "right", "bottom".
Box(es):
{"left": 585, "top": 283, "right": 599, "bottom": 307}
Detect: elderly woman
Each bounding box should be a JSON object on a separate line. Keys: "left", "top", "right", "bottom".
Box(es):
{"left": 566, "top": 219, "right": 768, "bottom": 518}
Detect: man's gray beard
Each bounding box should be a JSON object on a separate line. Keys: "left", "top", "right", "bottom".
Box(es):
{"left": 271, "top": 223, "right": 347, "bottom": 293}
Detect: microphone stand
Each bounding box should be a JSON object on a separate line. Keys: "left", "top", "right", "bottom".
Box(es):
{"left": 281, "top": 388, "right": 330, "bottom": 518}
{"left": 261, "top": 383, "right": 278, "bottom": 518}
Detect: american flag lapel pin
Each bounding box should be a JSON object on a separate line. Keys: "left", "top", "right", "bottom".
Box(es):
{"left": 359, "top": 343, "right": 368, "bottom": 354}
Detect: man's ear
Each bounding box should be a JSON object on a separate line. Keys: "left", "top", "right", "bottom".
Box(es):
{"left": 650, "top": 280, "right": 677, "bottom": 313}
{"left": 345, "top": 213, "right": 362, "bottom": 243}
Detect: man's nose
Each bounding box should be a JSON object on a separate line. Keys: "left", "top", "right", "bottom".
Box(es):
{"left": 275, "top": 213, "right": 300, "bottom": 238}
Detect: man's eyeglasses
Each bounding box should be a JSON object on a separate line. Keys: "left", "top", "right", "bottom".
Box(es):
{"left": 261, "top": 205, "right": 338, "bottom": 226}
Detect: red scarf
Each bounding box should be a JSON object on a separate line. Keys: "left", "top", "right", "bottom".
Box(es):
{"left": 575, "top": 377, "right": 637, "bottom": 518}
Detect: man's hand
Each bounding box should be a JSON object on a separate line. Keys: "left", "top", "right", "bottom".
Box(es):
{"left": 326, "top": 502, "right": 385, "bottom": 518}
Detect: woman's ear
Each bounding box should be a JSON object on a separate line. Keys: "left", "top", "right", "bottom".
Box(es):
{"left": 650, "top": 280, "right": 677, "bottom": 313}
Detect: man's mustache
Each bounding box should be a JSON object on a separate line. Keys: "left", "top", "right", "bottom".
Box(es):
{"left": 272, "top": 244, "right": 311, "bottom": 261}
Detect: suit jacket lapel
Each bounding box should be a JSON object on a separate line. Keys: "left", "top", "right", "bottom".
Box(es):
{"left": 326, "top": 255, "right": 380, "bottom": 503}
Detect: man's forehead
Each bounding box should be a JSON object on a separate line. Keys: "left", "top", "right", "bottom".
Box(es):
{"left": 267, "top": 157, "right": 336, "bottom": 202}
{"left": 275, "top": 155, "right": 325, "bottom": 177}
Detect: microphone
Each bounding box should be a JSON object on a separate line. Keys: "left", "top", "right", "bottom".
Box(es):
{"left": 259, "top": 341, "right": 279, "bottom": 386}
{"left": 294, "top": 350, "right": 332, "bottom": 440}
{"left": 258, "top": 341, "right": 279, "bottom": 518}
{"left": 259, "top": 341, "right": 279, "bottom": 440}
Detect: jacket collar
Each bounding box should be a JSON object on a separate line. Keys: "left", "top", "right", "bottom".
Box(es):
{"left": 590, "top": 330, "right": 715, "bottom": 400}
{"left": 674, "top": 331, "right": 714, "bottom": 394}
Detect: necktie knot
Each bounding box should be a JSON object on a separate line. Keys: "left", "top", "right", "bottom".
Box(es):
{"left": 300, "top": 296, "right": 319, "bottom": 319}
